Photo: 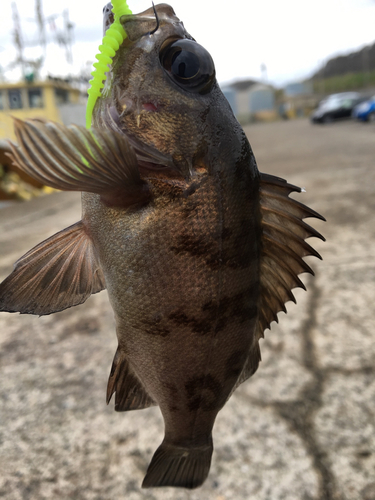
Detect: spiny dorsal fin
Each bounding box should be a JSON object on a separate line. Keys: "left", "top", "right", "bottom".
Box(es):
{"left": 107, "top": 347, "right": 156, "bottom": 411}
{"left": 0, "top": 221, "right": 105, "bottom": 316}
{"left": 257, "top": 172, "right": 325, "bottom": 337}
{"left": 7, "top": 118, "right": 151, "bottom": 206}
{"left": 235, "top": 173, "right": 324, "bottom": 389}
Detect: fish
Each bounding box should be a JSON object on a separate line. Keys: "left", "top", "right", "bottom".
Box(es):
{"left": 0, "top": 3, "right": 325, "bottom": 490}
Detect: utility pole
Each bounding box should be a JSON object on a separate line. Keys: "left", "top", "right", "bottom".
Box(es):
{"left": 261, "top": 63, "right": 268, "bottom": 83}
{"left": 362, "top": 46, "right": 370, "bottom": 88}
{"left": 8, "top": 1, "right": 75, "bottom": 81}
{"left": 11, "top": 2, "right": 25, "bottom": 78}
{"left": 35, "top": 0, "right": 46, "bottom": 56}
{"left": 48, "top": 8, "right": 74, "bottom": 65}
{"left": 62, "top": 9, "right": 74, "bottom": 65}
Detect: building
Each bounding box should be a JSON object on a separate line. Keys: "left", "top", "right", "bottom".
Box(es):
{"left": 0, "top": 78, "right": 86, "bottom": 142}
{"left": 221, "top": 79, "right": 276, "bottom": 123}
{"left": 0, "top": 78, "right": 87, "bottom": 202}
{"left": 281, "top": 81, "right": 318, "bottom": 118}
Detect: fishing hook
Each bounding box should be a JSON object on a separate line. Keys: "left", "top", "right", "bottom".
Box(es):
{"left": 139, "top": 2, "right": 159, "bottom": 37}
{"left": 148, "top": 2, "right": 160, "bottom": 35}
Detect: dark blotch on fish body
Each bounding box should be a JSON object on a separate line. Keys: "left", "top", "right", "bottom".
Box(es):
{"left": 185, "top": 374, "right": 224, "bottom": 412}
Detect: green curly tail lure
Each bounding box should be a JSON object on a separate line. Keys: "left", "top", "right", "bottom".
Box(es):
{"left": 86, "top": 0, "right": 132, "bottom": 129}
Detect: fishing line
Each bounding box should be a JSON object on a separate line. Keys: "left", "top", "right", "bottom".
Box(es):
{"left": 149, "top": 2, "right": 160, "bottom": 35}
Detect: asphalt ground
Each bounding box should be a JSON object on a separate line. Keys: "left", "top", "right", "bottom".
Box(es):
{"left": 0, "top": 118, "right": 374, "bottom": 500}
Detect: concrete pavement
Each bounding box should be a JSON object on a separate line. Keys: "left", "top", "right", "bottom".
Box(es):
{"left": 0, "top": 118, "right": 374, "bottom": 500}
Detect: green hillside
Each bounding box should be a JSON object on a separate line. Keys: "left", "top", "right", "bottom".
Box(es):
{"left": 312, "top": 70, "right": 375, "bottom": 94}
{"left": 311, "top": 42, "right": 375, "bottom": 94}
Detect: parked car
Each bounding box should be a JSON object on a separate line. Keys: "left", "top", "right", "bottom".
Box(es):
{"left": 310, "top": 92, "right": 365, "bottom": 124}
{"left": 352, "top": 96, "right": 375, "bottom": 122}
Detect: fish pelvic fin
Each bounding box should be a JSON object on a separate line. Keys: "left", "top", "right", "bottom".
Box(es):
{"left": 106, "top": 347, "right": 156, "bottom": 411}
{"left": 257, "top": 172, "right": 325, "bottom": 335}
{"left": 142, "top": 438, "right": 213, "bottom": 489}
{"left": 0, "top": 221, "right": 105, "bottom": 316}
{"left": 7, "top": 118, "right": 151, "bottom": 208}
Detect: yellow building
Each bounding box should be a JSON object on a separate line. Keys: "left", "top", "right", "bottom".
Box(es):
{"left": 0, "top": 79, "right": 86, "bottom": 202}
{"left": 0, "top": 79, "right": 84, "bottom": 142}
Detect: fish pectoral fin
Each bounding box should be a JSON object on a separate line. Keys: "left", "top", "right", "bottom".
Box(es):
{"left": 107, "top": 347, "right": 156, "bottom": 411}
{"left": 8, "top": 118, "right": 151, "bottom": 207}
{"left": 258, "top": 172, "right": 325, "bottom": 334}
{"left": 0, "top": 220, "right": 105, "bottom": 316}
{"left": 142, "top": 438, "right": 213, "bottom": 489}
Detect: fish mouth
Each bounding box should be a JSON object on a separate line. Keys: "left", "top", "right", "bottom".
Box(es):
{"left": 99, "top": 5, "right": 190, "bottom": 182}
{"left": 102, "top": 2, "right": 114, "bottom": 34}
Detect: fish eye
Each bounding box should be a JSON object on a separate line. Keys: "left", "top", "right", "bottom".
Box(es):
{"left": 159, "top": 39, "right": 215, "bottom": 95}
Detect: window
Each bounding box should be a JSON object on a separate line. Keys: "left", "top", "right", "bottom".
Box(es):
{"left": 28, "top": 88, "right": 44, "bottom": 108}
{"left": 341, "top": 99, "right": 353, "bottom": 109}
{"left": 9, "top": 89, "right": 23, "bottom": 109}
{"left": 54, "top": 88, "right": 69, "bottom": 105}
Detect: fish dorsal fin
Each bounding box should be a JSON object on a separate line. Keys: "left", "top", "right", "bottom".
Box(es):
{"left": 235, "top": 173, "right": 325, "bottom": 388}
{"left": 0, "top": 221, "right": 105, "bottom": 316}
{"left": 257, "top": 173, "right": 325, "bottom": 337}
{"left": 7, "top": 118, "right": 151, "bottom": 207}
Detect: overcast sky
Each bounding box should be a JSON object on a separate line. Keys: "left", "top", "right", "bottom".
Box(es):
{"left": 1, "top": 0, "right": 375, "bottom": 87}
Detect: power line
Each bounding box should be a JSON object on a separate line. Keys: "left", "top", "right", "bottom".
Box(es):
{"left": 10, "top": 0, "right": 75, "bottom": 78}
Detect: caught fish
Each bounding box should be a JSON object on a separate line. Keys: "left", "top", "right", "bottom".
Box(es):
{"left": 0, "top": 3, "right": 324, "bottom": 490}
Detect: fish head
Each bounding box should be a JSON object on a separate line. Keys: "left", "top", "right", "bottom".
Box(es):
{"left": 94, "top": 3, "right": 247, "bottom": 182}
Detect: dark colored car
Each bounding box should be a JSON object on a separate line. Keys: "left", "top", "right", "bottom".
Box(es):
{"left": 352, "top": 96, "right": 375, "bottom": 122}
{"left": 311, "top": 92, "right": 365, "bottom": 124}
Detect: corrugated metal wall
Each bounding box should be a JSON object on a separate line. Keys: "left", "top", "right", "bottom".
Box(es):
{"left": 249, "top": 88, "right": 275, "bottom": 113}
{"left": 222, "top": 88, "right": 237, "bottom": 115}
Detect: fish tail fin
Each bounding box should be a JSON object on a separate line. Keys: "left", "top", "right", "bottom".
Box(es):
{"left": 142, "top": 438, "right": 213, "bottom": 489}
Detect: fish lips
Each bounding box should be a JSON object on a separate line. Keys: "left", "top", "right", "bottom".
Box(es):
{"left": 102, "top": 2, "right": 114, "bottom": 35}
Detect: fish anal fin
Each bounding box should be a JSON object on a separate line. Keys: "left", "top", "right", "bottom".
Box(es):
{"left": 0, "top": 221, "right": 105, "bottom": 316}
{"left": 257, "top": 172, "right": 324, "bottom": 341}
{"left": 106, "top": 347, "right": 156, "bottom": 411}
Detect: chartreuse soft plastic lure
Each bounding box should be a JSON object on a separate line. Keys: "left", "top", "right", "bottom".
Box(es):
{"left": 86, "top": 0, "right": 132, "bottom": 129}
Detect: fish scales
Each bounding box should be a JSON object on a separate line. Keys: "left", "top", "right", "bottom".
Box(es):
{"left": 83, "top": 143, "right": 260, "bottom": 414}
{"left": 0, "top": 2, "right": 324, "bottom": 490}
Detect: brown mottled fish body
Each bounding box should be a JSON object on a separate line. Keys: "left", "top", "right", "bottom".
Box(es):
{"left": 83, "top": 142, "right": 260, "bottom": 439}
{"left": 83, "top": 99, "right": 261, "bottom": 485}
{"left": 86, "top": 7, "right": 262, "bottom": 484}
{"left": 0, "top": 3, "right": 324, "bottom": 490}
